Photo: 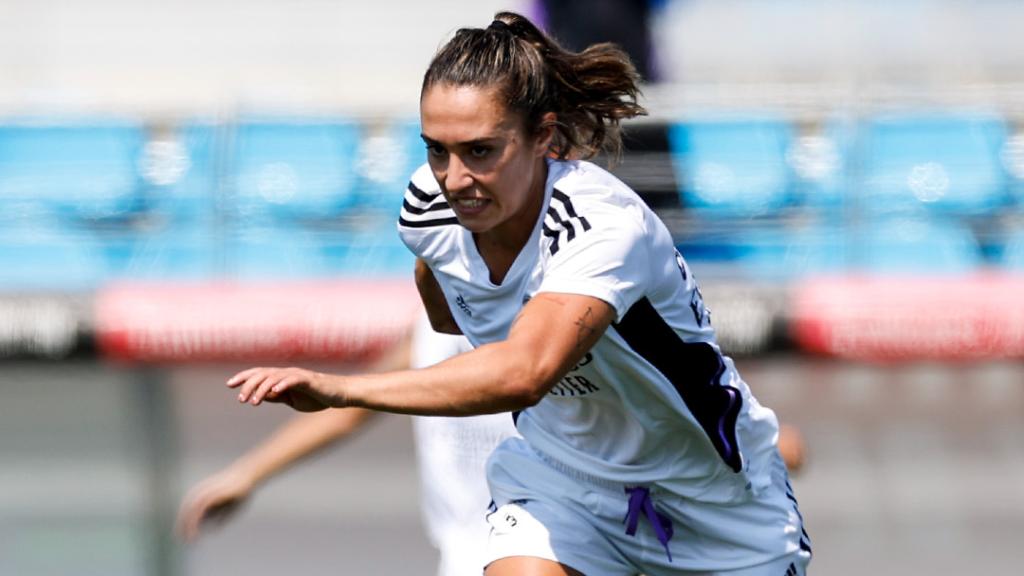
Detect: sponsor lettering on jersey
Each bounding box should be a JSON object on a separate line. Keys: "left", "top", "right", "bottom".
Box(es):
{"left": 455, "top": 293, "right": 473, "bottom": 317}
{"left": 549, "top": 374, "right": 601, "bottom": 397}
{"left": 548, "top": 352, "right": 600, "bottom": 397}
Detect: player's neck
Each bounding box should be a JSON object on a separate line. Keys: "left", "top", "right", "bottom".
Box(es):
{"left": 474, "top": 160, "right": 547, "bottom": 285}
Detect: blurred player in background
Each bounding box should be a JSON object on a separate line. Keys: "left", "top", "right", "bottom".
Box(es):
{"left": 227, "top": 11, "right": 810, "bottom": 575}
{"left": 177, "top": 311, "right": 520, "bottom": 576}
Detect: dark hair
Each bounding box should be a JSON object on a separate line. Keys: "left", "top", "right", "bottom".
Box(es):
{"left": 421, "top": 11, "right": 647, "bottom": 161}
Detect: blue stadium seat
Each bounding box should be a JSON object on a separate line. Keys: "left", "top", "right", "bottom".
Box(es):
{"left": 226, "top": 217, "right": 414, "bottom": 280}
{"left": 0, "top": 122, "right": 147, "bottom": 223}
{"left": 225, "top": 226, "right": 331, "bottom": 279}
{"left": 0, "top": 226, "right": 107, "bottom": 291}
{"left": 859, "top": 113, "right": 1010, "bottom": 216}
{"left": 319, "top": 218, "right": 415, "bottom": 276}
{"left": 848, "top": 217, "right": 983, "bottom": 274}
{"left": 678, "top": 225, "right": 846, "bottom": 281}
{"left": 1000, "top": 229, "right": 1024, "bottom": 271}
{"left": 232, "top": 120, "right": 362, "bottom": 223}
{"left": 787, "top": 118, "right": 855, "bottom": 213}
{"left": 668, "top": 117, "right": 794, "bottom": 218}
{"left": 353, "top": 119, "right": 426, "bottom": 213}
{"left": 138, "top": 122, "right": 217, "bottom": 226}
{"left": 98, "top": 226, "right": 221, "bottom": 281}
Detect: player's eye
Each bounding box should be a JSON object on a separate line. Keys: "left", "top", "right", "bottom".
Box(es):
{"left": 425, "top": 143, "right": 446, "bottom": 157}
{"left": 469, "top": 145, "right": 491, "bottom": 159}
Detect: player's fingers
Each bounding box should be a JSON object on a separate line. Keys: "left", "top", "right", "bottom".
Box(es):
{"left": 261, "top": 375, "right": 294, "bottom": 403}
{"left": 249, "top": 372, "right": 291, "bottom": 406}
{"left": 226, "top": 367, "right": 264, "bottom": 389}
{"left": 236, "top": 371, "right": 272, "bottom": 404}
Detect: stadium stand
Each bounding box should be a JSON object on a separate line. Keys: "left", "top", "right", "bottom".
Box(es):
{"left": 353, "top": 119, "right": 426, "bottom": 213}
{"left": 858, "top": 113, "right": 1011, "bottom": 216}
{"left": 786, "top": 117, "right": 853, "bottom": 214}
{"left": 847, "top": 217, "right": 984, "bottom": 275}
{"left": 1001, "top": 228, "right": 1024, "bottom": 270}
{"left": 0, "top": 108, "right": 1021, "bottom": 360}
{"left": 667, "top": 115, "right": 794, "bottom": 218}
{"left": 138, "top": 122, "right": 219, "bottom": 227}
{"left": 230, "top": 120, "right": 363, "bottom": 223}
{"left": 0, "top": 122, "right": 147, "bottom": 225}
{"left": 0, "top": 225, "right": 107, "bottom": 291}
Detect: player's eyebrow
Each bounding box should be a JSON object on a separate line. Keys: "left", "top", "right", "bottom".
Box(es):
{"left": 421, "top": 134, "right": 500, "bottom": 148}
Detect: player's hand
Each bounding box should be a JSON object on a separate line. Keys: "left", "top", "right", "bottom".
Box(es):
{"left": 176, "top": 468, "right": 256, "bottom": 542}
{"left": 227, "top": 367, "right": 338, "bottom": 412}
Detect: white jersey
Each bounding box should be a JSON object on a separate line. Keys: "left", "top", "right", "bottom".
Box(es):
{"left": 399, "top": 159, "right": 781, "bottom": 505}
{"left": 409, "top": 313, "right": 519, "bottom": 576}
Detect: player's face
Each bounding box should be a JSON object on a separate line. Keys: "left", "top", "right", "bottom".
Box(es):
{"left": 420, "top": 83, "right": 553, "bottom": 240}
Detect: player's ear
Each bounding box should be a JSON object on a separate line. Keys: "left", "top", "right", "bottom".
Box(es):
{"left": 534, "top": 112, "right": 557, "bottom": 156}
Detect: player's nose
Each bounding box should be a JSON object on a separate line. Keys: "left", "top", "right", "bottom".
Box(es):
{"left": 444, "top": 153, "right": 474, "bottom": 193}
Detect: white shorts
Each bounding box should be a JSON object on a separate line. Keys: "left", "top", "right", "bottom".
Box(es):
{"left": 484, "top": 438, "right": 811, "bottom": 576}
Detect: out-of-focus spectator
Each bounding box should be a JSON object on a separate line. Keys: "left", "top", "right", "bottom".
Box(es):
{"left": 533, "top": 0, "right": 662, "bottom": 82}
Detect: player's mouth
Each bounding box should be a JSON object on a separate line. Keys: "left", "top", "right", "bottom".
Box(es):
{"left": 451, "top": 197, "right": 491, "bottom": 216}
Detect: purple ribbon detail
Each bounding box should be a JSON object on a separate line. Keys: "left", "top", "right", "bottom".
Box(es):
{"left": 623, "top": 486, "right": 674, "bottom": 562}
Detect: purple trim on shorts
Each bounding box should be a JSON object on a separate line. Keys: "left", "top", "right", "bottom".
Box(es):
{"left": 623, "top": 486, "right": 674, "bottom": 562}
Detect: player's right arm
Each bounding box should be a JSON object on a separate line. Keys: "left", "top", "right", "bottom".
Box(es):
{"left": 415, "top": 258, "right": 462, "bottom": 335}
{"left": 176, "top": 407, "right": 374, "bottom": 541}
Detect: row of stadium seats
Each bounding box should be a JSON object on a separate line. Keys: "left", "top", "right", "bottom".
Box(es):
{"left": 1, "top": 114, "right": 1023, "bottom": 289}
{"left": 669, "top": 112, "right": 1024, "bottom": 218}
{"left": 0, "top": 119, "right": 422, "bottom": 289}
{"left": 675, "top": 218, "right": 1024, "bottom": 281}
{"left": 0, "top": 225, "right": 415, "bottom": 290}
{"left": 0, "top": 119, "right": 424, "bottom": 226}
{"left": 655, "top": 111, "right": 1022, "bottom": 276}
{"left": 5, "top": 215, "right": 1020, "bottom": 290}
{"left": 2, "top": 113, "right": 1023, "bottom": 225}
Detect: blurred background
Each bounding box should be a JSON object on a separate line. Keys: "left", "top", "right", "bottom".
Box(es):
{"left": 1, "top": 0, "right": 1023, "bottom": 574}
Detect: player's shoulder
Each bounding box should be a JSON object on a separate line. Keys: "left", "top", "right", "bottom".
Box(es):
{"left": 548, "top": 159, "right": 646, "bottom": 219}
{"left": 551, "top": 160, "right": 648, "bottom": 223}
{"left": 397, "top": 163, "right": 460, "bottom": 259}
{"left": 398, "top": 163, "right": 455, "bottom": 229}
{"left": 541, "top": 160, "right": 650, "bottom": 257}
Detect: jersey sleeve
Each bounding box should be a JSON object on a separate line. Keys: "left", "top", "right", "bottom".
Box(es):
{"left": 397, "top": 163, "right": 458, "bottom": 263}
{"left": 537, "top": 201, "right": 650, "bottom": 322}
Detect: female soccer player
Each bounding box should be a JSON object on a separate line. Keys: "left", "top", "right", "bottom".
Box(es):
{"left": 230, "top": 11, "right": 811, "bottom": 575}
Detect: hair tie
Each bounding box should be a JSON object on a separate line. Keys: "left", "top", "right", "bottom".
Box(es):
{"left": 487, "top": 19, "right": 512, "bottom": 34}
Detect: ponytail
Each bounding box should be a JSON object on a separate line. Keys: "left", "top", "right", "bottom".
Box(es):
{"left": 422, "top": 11, "right": 647, "bottom": 162}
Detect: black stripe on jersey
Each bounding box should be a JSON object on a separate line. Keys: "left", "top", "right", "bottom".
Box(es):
{"left": 544, "top": 188, "right": 591, "bottom": 256}
{"left": 399, "top": 181, "right": 459, "bottom": 228}
{"left": 610, "top": 297, "right": 744, "bottom": 473}
{"left": 552, "top": 189, "right": 592, "bottom": 232}
{"left": 398, "top": 214, "right": 460, "bottom": 228}
{"left": 546, "top": 206, "right": 576, "bottom": 242}
{"left": 542, "top": 223, "right": 562, "bottom": 255}
{"left": 407, "top": 180, "right": 437, "bottom": 203}
{"left": 402, "top": 197, "right": 451, "bottom": 216}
